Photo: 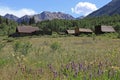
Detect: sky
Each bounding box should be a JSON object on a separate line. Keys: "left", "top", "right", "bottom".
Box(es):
{"left": 0, "top": 0, "right": 111, "bottom": 18}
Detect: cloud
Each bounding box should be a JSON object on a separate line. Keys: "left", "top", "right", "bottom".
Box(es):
{"left": 0, "top": 6, "right": 37, "bottom": 17}
{"left": 71, "top": 2, "right": 98, "bottom": 16}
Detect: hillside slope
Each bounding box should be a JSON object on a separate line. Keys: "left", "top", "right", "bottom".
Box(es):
{"left": 87, "top": 0, "right": 120, "bottom": 17}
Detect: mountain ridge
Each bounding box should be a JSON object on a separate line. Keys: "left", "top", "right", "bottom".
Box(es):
{"left": 3, "top": 11, "right": 75, "bottom": 23}
{"left": 3, "top": 14, "right": 19, "bottom": 21}
{"left": 87, "top": 0, "right": 120, "bottom": 17}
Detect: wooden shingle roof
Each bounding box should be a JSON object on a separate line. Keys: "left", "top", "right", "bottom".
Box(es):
{"left": 101, "top": 26, "right": 115, "bottom": 32}
{"left": 66, "top": 30, "right": 75, "bottom": 34}
{"left": 17, "top": 26, "right": 40, "bottom": 33}
{"left": 79, "top": 28, "right": 93, "bottom": 32}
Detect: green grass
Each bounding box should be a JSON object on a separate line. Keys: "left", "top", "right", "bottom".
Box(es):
{"left": 0, "top": 35, "right": 120, "bottom": 80}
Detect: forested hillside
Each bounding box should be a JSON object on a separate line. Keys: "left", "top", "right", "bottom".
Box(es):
{"left": 0, "top": 16, "right": 17, "bottom": 36}
{"left": 1, "top": 14, "right": 120, "bottom": 36}
{"left": 36, "top": 14, "right": 120, "bottom": 32}
{"left": 88, "top": 0, "right": 120, "bottom": 17}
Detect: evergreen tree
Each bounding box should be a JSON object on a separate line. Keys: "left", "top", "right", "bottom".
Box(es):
{"left": 29, "top": 17, "right": 35, "bottom": 25}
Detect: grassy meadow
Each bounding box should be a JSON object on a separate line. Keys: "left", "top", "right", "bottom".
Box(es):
{"left": 0, "top": 35, "right": 120, "bottom": 80}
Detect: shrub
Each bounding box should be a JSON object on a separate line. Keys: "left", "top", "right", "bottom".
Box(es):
{"left": 0, "top": 43, "right": 5, "bottom": 51}
{"left": 101, "top": 33, "right": 118, "bottom": 39}
{"left": 51, "top": 32, "right": 59, "bottom": 38}
{"left": 91, "top": 33, "right": 96, "bottom": 40}
{"left": 13, "top": 41, "right": 21, "bottom": 53}
{"left": 50, "top": 42, "right": 61, "bottom": 51}
{"left": 21, "top": 42, "right": 32, "bottom": 56}
{"left": 13, "top": 41, "right": 32, "bottom": 56}
{"left": 117, "top": 31, "right": 120, "bottom": 38}
{"left": 0, "top": 58, "right": 8, "bottom": 67}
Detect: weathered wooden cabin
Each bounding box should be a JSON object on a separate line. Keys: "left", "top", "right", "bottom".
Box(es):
{"left": 95, "top": 25, "right": 115, "bottom": 34}
{"left": 75, "top": 28, "right": 93, "bottom": 36}
{"left": 9, "top": 26, "right": 41, "bottom": 37}
{"left": 16, "top": 26, "right": 40, "bottom": 36}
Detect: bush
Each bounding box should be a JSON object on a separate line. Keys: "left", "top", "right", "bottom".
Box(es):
{"left": 21, "top": 42, "right": 32, "bottom": 56}
{"left": 0, "top": 43, "right": 5, "bottom": 51}
{"left": 117, "top": 30, "right": 120, "bottom": 38}
{"left": 13, "top": 41, "right": 32, "bottom": 56}
{"left": 13, "top": 41, "right": 21, "bottom": 53}
{"left": 50, "top": 42, "right": 61, "bottom": 51}
{"left": 0, "top": 58, "right": 8, "bottom": 67}
{"left": 101, "top": 33, "right": 118, "bottom": 39}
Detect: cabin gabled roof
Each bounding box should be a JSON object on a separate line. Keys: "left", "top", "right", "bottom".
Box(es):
{"left": 79, "top": 28, "right": 93, "bottom": 32}
{"left": 66, "top": 30, "right": 75, "bottom": 34}
{"left": 101, "top": 25, "right": 115, "bottom": 32}
{"left": 17, "top": 26, "right": 40, "bottom": 33}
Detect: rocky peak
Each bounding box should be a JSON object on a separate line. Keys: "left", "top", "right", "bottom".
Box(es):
{"left": 4, "top": 11, "right": 75, "bottom": 23}
{"left": 4, "top": 14, "right": 19, "bottom": 21}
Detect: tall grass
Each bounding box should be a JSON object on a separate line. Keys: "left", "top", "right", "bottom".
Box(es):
{"left": 0, "top": 36, "right": 120, "bottom": 80}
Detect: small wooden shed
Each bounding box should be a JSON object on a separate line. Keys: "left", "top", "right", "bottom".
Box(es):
{"left": 75, "top": 28, "right": 93, "bottom": 36}
{"left": 95, "top": 25, "right": 115, "bottom": 34}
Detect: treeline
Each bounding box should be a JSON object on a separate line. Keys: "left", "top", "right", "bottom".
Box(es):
{"left": 36, "top": 14, "right": 120, "bottom": 33}
{"left": 0, "top": 14, "right": 120, "bottom": 36}
{"left": 0, "top": 16, "right": 17, "bottom": 36}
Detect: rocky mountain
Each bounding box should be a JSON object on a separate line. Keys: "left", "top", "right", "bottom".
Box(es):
{"left": 17, "top": 15, "right": 32, "bottom": 23}
{"left": 3, "top": 14, "right": 19, "bottom": 21}
{"left": 35, "top": 11, "right": 74, "bottom": 21}
{"left": 87, "top": 0, "right": 120, "bottom": 17}
{"left": 21, "top": 11, "right": 74, "bottom": 23}
{"left": 4, "top": 11, "right": 75, "bottom": 23}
